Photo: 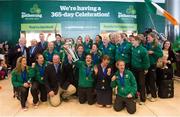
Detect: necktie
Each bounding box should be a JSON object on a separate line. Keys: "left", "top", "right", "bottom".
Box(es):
{"left": 30, "top": 47, "right": 35, "bottom": 57}
{"left": 55, "top": 64, "right": 59, "bottom": 73}
{"left": 41, "top": 42, "right": 44, "bottom": 49}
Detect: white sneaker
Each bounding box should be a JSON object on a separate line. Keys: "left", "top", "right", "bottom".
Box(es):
{"left": 149, "top": 98, "right": 157, "bottom": 102}
{"left": 34, "top": 102, "right": 39, "bottom": 109}
{"left": 139, "top": 102, "right": 145, "bottom": 105}
{"left": 146, "top": 94, "right": 151, "bottom": 99}
{"left": 22, "top": 107, "right": 28, "bottom": 111}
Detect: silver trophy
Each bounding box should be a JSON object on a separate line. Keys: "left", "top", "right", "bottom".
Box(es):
{"left": 63, "top": 41, "right": 79, "bottom": 62}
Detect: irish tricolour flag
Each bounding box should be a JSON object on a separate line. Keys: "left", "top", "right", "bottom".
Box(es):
{"left": 145, "top": 0, "right": 179, "bottom": 26}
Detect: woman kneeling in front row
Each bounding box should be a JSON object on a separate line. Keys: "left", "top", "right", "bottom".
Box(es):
{"left": 111, "top": 60, "right": 137, "bottom": 114}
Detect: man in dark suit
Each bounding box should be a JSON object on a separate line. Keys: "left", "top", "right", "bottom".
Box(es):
{"left": 8, "top": 37, "right": 30, "bottom": 69}
{"left": 44, "top": 54, "right": 76, "bottom": 107}
{"left": 36, "top": 32, "right": 48, "bottom": 54}
{"left": 28, "top": 39, "right": 39, "bottom": 66}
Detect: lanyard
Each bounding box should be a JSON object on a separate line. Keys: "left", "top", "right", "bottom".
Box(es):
{"left": 146, "top": 43, "right": 152, "bottom": 50}
{"left": 118, "top": 73, "right": 125, "bottom": 87}
{"left": 37, "top": 64, "right": 45, "bottom": 77}
{"left": 41, "top": 42, "right": 45, "bottom": 49}
{"left": 30, "top": 46, "right": 35, "bottom": 56}
{"left": 118, "top": 42, "right": 126, "bottom": 54}
{"left": 21, "top": 70, "right": 27, "bottom": 83}
{"left": 103, "top": 45, "right": 109, "bottom": 54}
{"left": 102, "top": 67, "right": 107, "bottom": 77}
{"left": 47, "top": 52, "right": 53, "bottom": 62}
{"left": 86, "top": 66, "right": 92, "bottom": 77}
{"left": 92, "top": 53, "right": 99, "bottom": 64}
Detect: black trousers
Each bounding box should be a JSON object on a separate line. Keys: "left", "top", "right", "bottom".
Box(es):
{"left": 31, "top": 81, "right": 47, "bottom": 104}
{"left": 17, "top": 87, "right": 29, "bottom": 108}
{"left": 132, "top": 68, "right": 146, "bottom": 102}
{"left": 145, "top": 65, "right": 157, "bottom": 98}
{"left": 113, "top": 95, "right": 136, "bottom": 114}
{"left": 78, "top": 87, "right": 96, "bottom": 105}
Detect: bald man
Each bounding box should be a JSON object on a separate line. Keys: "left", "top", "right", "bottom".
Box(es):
{"left": 44, "top": 54, "right": 76, "bottom": 107}
{"left": 43, "top": 42, "right": 60, "bottom": 64}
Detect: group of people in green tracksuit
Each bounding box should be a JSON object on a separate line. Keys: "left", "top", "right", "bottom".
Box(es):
{"left": 11, "top": 32, "right": 163, "bottom": 114}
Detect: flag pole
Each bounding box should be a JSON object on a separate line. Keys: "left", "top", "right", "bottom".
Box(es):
{"left": 148, "top": 13, "right": 157, "bottom": 31}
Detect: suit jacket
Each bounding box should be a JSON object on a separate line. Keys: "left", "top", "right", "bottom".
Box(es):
{"left": 37, "top": 41, "right": 48, "bottom": 54}
{"left": 9, "top": 44, "right": 30, "bottom": 68}
{"left": 95, "top": 64, "right": 113, "bottom": 90}
{"left": 44, "top": 63, "right": 70, "bottom": 94}
{"left": 28, "top": 46, "right": 40, "bottom": 65}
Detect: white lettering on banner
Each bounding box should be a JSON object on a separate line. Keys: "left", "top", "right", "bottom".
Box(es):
{"left": 51, "top": 12, "right": 110, "bottom": 18}
{"left": 77, "top": 6, "right": 100, "bottom": 12}
{"left": 63, "top": 12, "right": 74, "bottom": 18}
{"left": 21, "top": 12, "right": 42, "bottom": 18}
{"left": 118, "top": 12, "right": 137, "bottom": 19}
{"left": 51, "top": 12, "right": 74, "bottom": 18}
{"left": 60, "top": 6, "right": 70, "bottom": 11}
{"left": 52, "top": 5, "right": 110, "bottom": 18}
{"left": 75, "top": 12, "right": 110, "bottom": 17}
{"left": 59, "top": 6, "right": 101, "bottom": 12}
{"left": 60, "top": 6, "right": 76, "bottom": 11}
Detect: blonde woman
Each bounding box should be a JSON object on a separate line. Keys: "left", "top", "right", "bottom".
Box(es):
{"left": 145, "top": 32, "right": 163, "bottom": 102}
{"left": 11, "top": 56, "right": 33, "bottom": 111}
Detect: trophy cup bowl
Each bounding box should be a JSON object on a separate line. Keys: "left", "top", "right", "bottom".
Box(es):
{"left": 63, "top": 42, "right": 79, "bottom": 62}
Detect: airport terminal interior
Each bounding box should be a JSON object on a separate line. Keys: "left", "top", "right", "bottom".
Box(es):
{"left": 0, "top": 0, "right": 180, "bottom": 117}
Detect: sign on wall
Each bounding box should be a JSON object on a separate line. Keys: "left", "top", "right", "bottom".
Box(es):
{"left": 20, "top": 1, "right": 137, "bottom": 39}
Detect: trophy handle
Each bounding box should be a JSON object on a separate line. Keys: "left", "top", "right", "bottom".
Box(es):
{"left": 63, "top": 43, "right": 79, "bottom": 62}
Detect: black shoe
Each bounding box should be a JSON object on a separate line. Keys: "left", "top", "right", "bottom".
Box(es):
{"left": 60, "top": 93, "right": 69, "bottom": 102}
{"left": 61, "top": 97, "right": 69, "bottom": 102}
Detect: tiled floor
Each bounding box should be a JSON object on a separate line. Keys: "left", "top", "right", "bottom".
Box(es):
{"left": 0, "top": 77, "right": 180, "bottom": 117}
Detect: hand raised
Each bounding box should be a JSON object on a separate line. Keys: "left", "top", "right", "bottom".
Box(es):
{"left": 107, "top": 68, "right": 111, "bottom": 76}
{"left": 94, "top": 65, "right": 98, "bottom": 75}
{"left": 111, "top": 75, "right": 117, "bottom": 81}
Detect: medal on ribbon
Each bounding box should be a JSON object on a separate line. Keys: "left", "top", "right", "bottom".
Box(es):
{"left": 86, "top": 66, "right": 91, "bottom": 80}
{"left": 118, "top": 72, "right": 125, "bottom": 90}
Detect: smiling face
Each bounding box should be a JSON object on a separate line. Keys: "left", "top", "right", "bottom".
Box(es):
{"left": 147, "top": 35, "right": 154, "bottom": 43}
{"left": 102, "top": 59, "right": 110, "bottom": 67}
{"left": 31, "top": 39, "right": 37, "bottom": 46}
{"left": 115, "top": 33, "right": 122, "bottom": 44}
{"left": 39, "top": 33, "right": 45, "bottom": 42}
{"left": 85, "top": 55, "right": 92, "bottom": 65}
{"left": 102, "top": 36, "right": 110, "bottom": 46}
{"left": 53, "top": 55, "right": 60, "bottom": 65}
{"left": 164, "top": 41, "right": 171, "bottom": 50}
{"left": 85, "top": 35, "right": 90, "bottom": 43}
{"left": 116, "top": 61, "right": 125, "bottom": 73}
{"left": 77, "top": 39, "right": 82, "bottom": 45}
{"left": 48, "top": 42, "right": 54, "bottom": 51}
{"left": 55, "top": 35, "right": 61, "bottom": 42}
{"left": 109, "top": 33, "right": 115, "bottom": 44}
{"left": 21, "top": 58, "right": 27, "bottom": 68}
{"left": 77, "top": 45, "right": 84, "bottom": 54}
{"left": 131, "top": 37, "right": 139, "bottom": 47}
{"left": 95, "top": 35, "right": 100, "bottom": 43}
{"left": 91, "top": 44, "right": 98, "bottom": 53}
{"left": 36, "top": 54, "right": 44, "bottom": 65}
{"left": 19, "top": 37, "right": 27, "bottom": 47}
